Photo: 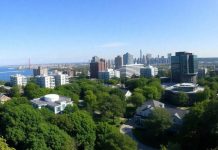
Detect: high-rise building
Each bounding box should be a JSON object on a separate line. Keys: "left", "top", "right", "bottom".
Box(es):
{"left": 36, "top": 75, "right": 55, "bottom": 89}
{"left": 142, "top": 55, "right": 147, "bottom": 65}
{"left": 115, "top": 55, "right": 123, "bottom": 69}
{"left": 140, "top": 65, "right": 158, "bottom": 78}
{"left": 54, "top": 74, "right": 69, "bottom": 86}
{"left": 140, "top": 50, "right": 143, "bottom": 64}
{"left": 146, "top": 54, "right": 152, "bottom": 65}
{"left": 90, "top": 56, "right": 107, "bottom": 78}
{"left": 171, "top": 52, "right": 198, "bottom": 83}
{"left": 10, "top": 74, "right": 27, "bottom": 87}
{"left": 123, "top": 52, "right": 134, "bottom": 65}
{"left": 33, "top": 66, "right": 48, "bottom": 76}
{"left": 107, "top": 59, "right": 114, "bottom": 69}
{"left": 167, "top": 53, "right": 172, "bottom": 64}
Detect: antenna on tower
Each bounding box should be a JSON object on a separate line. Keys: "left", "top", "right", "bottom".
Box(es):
{"left": 140, "top": 49, "right": 142, "bottom": 63}
{"left": 28, "top": 58, "right": 31, "bottom": 70}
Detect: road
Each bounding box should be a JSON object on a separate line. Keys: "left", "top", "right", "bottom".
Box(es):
{"left": 120, "top": 120, "right": 157, "bottom": 150}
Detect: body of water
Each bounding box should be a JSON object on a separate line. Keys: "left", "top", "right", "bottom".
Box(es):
{"left": 0, "top": 67, "right": 33, "bottom": 81}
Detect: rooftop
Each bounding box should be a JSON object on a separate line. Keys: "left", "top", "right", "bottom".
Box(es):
{"left": 136, "top": 100, "right": 188, "bottom": 119}
{"left": 31, "top": 94, "right": 72, "bottom": 108}
{"left": 163, "top": 83, "right": 204, "bottom": 94}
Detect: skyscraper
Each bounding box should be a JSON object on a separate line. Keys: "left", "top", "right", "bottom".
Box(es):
{"left": 90, "top": 56, "right": 107, "bottom": 78}
{"left": 123, "top": 52, "right": 134, "bottom": 65}
{"left": 167, "top": 53, "right": 172, "bottom": 64}
{"left": 115, "top": 55, "right": 122, "bottom": 69}
{"left": 171, "top": 52, "right": 198, "bottom": 83}
{"left": 146, "top": 54, "right": 152, "bottom": 65}
{"left": 140, "top": 49, "right": 142, "bottom": 63}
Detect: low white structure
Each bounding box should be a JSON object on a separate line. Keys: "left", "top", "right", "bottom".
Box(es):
{"left": 140, "top": 65, "right": 158, "bottom": 77}
{"left": 164, "top": 83, "right": 204, "bottom": 94}
{"left": 10, "top": 74, "right": 27, "bottom": 87}
{"left": 121, "top": 90, "right": 132, "bottom": 100}
{"left": 36, "top": 75, "right": 55, "bottom": 89}
{"left": 31, "top": 94, "right": 73, "bottom": 114}
{"left": 119, "top": 64, "right": 145, "bottom": 78}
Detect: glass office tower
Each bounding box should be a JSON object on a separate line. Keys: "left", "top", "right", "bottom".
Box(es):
{"left": 171, "top": 52, "right": 198, "bottom": 83}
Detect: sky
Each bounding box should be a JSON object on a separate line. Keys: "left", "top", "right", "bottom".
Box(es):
{"left": 0, "top": 0, "right": 218, "bottom": 65}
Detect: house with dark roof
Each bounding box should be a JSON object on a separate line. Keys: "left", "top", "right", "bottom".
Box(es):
{"left": 134, "top": 100, "right": 188, "bottom": 129}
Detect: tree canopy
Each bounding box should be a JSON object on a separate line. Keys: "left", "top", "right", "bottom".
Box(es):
{"left": 95, "top": 122, "right": 137, "bottom": 150}
{"left": 143, "top": 107, "right": 172, "bottom": 136}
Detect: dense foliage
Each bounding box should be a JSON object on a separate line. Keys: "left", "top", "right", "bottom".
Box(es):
{"left": 2, "top": 75, "right": 218, "bottom": 149}
{"left": 0, "top": 137, "right": 15, "bottom": 150}
{"left": 0, "top": 78, "right": 138, "bottom": 150}
{"left": 0, "top": 98, "right": 76, "bottom": 150}
{"left": 181, "top": 100, "right": 218, "bottom": 150}
{"left": 95, "top": 122, "right": 137, "bottom": 150}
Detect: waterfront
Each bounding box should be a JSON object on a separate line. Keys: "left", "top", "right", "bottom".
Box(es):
{"left": 0, "top": 67, "right": 33, "bottom": 81}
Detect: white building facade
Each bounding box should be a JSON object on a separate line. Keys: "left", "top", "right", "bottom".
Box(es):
{"left": 36, "top": 75, "right": 55, "bottom": 89}
{"left": 54, "top": 74, "right": 69, "bottom": 86}
{"left": 140, "top": 65, "right": 158, "bottom": 77}
{"left": 10, "top": 74, "right": 27, "bottom": 86}
{"left": 119, "top": 64, "right": 145, "bottom": 78}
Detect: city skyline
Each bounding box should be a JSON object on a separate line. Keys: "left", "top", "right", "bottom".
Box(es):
{"left": 1, "top": 0, "right": 218, "bottom": 65}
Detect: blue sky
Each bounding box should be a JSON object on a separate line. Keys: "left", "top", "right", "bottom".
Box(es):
{"left": 0, "top": 0, "right": 218, "bottom": 65}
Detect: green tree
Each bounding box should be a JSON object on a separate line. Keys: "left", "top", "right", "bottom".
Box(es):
{"left": 0, "top": 100, "right": 75, "bottom": 150}
{"left": 125, "top": 78, "right": 148, "bottom": 91}
{"left": 95, "top": 122, "right": 137, "bottom": 150}
{"left": 177, "top": 92, "right": 189, "bottom": 106}
{"left": 24, "top": 83, "right": 45, "bottom": 99}
{"left": 10, "top": 86, "right": 21, "bottom": 97}
{"left": 181, "top": 100, "right": 218, "bottom": 150}
{"left": 129, "top": 92, "right": 145, "bottom": 107}
{"left": 100, "top": 95, "right": 126, "bottom": 123}
{"left": 196, "top": 86, "right": 210, "bottom": 102}
{"left": 84, "top": 90, "right": 97, "bottom": 110}
{"left": 39, "top": 123, "right": 76, "bottom": 150}
{"left": 144, "top": 108, "right": 172, "bottom": 136}
{"left": 69, "top": 111, "right": 96, "bottom": 150}
{"left": 143, "top": 86, "right": 160, "bottom": 100}
{"left": 109, "top": 88, "right": 125, "bottom": 101}
{"left": 62, "top": 105, "right": 78, "bottom": 114}
{"left": 0, "top": 137, "right": 15, "bottom": 150}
